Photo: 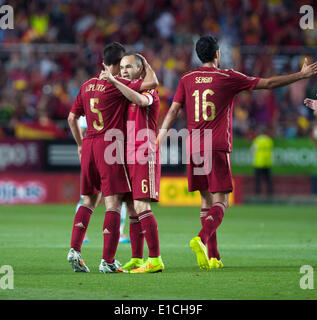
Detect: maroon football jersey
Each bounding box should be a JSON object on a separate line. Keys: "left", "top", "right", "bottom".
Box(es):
{"left": 71, "top": 75, "right": 143, "bottom": 139}
{"left": 173, "top": 66, "right": 259, "bottom": 152}
{"left": 126, "top": 89, "right": 160, "bottom": 156}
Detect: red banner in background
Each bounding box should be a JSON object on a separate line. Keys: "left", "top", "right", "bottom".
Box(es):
{"left": 0, "top": 173, "right": 80, "bottom": 204}
{"left": 0, "top": 139, "right": 44, "bottom": 172}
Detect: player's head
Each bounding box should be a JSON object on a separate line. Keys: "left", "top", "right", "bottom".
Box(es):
{"left": 120, "top": 53, "right": 144, "bottom": 80}
{"left": 195, "top": 35, "right": 220, "bottom": 66}
{"left": 103, "top": 42, "right": 126, "bottom": 75}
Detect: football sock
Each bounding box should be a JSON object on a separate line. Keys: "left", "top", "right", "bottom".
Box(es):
{"left": 200, "top": 208, "right": 220, "bottom": 260}
{"left": 129, "top": 216, "right": 144, "bottom": 258}
{"left": 102, "top": 210, "right": 121, "bottom": 263}
{"left": 138, "top": 210, "right": 160, "bottom": 258}
{"left": 198, "top": 202, "right": 225, "bottom": 245}
{"left": 70, "top": 205, "right": 92, "bottom": 252}
{"left": 120, "top": 202, "right": 127, "bottom": 234}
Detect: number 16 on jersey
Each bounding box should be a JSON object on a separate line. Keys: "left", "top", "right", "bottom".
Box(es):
{"left": 193, "top": 89, "right": 216, "bottom": 122}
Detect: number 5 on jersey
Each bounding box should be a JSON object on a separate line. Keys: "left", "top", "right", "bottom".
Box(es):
{"left": 90, "top": 98, "right": 104, "bottom": 131}
{"left": 193, "top": 89, "right": 216, "bottom": 122}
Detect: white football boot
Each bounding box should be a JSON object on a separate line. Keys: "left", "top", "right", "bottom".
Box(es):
{"left": 67, "top": 248, "right": 90, "bottom": 272}
{"left": 99, "top": 259, "right": 127, "bottom": 273}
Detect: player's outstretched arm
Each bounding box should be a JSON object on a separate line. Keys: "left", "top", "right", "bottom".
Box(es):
{"left": 100, "top": 65, "right": 152, "bottom": 107}
{"left": 137, "top": 54, "right": 159, "bottom": 91}
{"left": 68, "top": 112, "right": 83, "bottom": 159}
{"left": 254, "top": 58, "right": 317, "bottom": 90}
{"left": 157, "top": 101, "right": 182, "bottom": 148}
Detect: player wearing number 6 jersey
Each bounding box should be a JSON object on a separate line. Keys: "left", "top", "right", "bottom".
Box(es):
{"left": 67, "top": 42, "right": 158, "bottom": 273}
{"left": 99, "top": 53, "right": 164, "bottom": 273}
{"left": 158, "top": 35, "right": 317, "bottom": 270}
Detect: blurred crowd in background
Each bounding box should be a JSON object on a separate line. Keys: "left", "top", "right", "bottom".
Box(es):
{"left": 0, "top": 0, "right": 317, "bottom": 140}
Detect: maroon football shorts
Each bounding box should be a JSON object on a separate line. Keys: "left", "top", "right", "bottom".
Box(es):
{"left": 80, "top": 136, "right": 131, "bottom": 197}
{"left": 125, "top": 152, "right": 161, "bottom": 202}
{"left": 187, "top": 150, "right": 233, "bottom": 193}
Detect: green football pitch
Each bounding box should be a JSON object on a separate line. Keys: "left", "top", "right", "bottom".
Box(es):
{"left": 0, "top": 204, "right": 316, "bottom": 300}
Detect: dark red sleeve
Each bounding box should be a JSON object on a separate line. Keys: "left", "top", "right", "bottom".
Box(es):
{"left": 227, "top": 70, "right": 260, "bottom": 94}
{"left": 173, "top": 78, "right": 185, "bottom": 104}
{"left": 70, "top": 87, "right": 85, "bottom": 116}
{"left": 117, "top": 78, "right": 144, "bottom": 92}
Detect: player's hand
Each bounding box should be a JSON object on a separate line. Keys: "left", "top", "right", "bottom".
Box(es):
{"left": 136, "top": 54, "right": 149, "bottom": 68}
{"left": 156, "top": 131, "right": 166, "bottom": 151}
{"left": 304, "top": 94, "right": 317, "bottom": 116}
{"left": 99, "top": 63, "right": 116, "bottom": 83}
{"left": 78, "top": 145, "right": 82, "bottom": 161}
{"left": 301, "top": 58, "right": 317, "bottom": 79}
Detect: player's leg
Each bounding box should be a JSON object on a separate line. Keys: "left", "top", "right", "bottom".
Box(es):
{"left": 187, "top": 153, "right": 211, "bottom": 270}
{"left": 95, "top": 137, "right": 131, "bottom": 273}
{"left": 99, "top": 194, "right": 127, "bottom": 273}
{"left": 68, "top": 193, "right": 101, "bottom": 272}
{"left": 200, "top": 190, "right": 221, "bottom": 263}
{"left": 199, "top": 193, "right": 228, "bottom": 254}
{"left": 190, "top": 151, "right": 232, "bottom": 270}
{"left": 75, "top": 195, "right": 89, "bottom": 243}
{"left": 129, "top": 198, "right": 164, "bottom": 273}
{"left": 191, "top": 192, "right": 228, "bottom": 270}
{"left": 119, "top": 202, "right": 130, "bottom": 243}
{"left": 121, "top": 199, "right": 144, "bottom": 271}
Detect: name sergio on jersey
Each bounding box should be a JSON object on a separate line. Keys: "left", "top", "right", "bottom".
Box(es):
{"left": 195, "top": 77, "right": 213, "bottom": 84}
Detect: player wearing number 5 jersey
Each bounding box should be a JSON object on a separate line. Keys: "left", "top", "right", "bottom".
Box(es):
{"left": 158, "top": 35, "right": 317, "bottom": 270}
{"left": 67, "top": 42, "right": 158, "bottom": 273}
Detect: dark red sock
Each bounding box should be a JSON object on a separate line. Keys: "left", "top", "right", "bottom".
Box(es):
{"left": 71, "top": 206, "right": 92, "bottom": 252}
{"left": 102, "top": 211, "right": 121, "bottom": 263}
{"left": 138, "top": 210, "right": 160, "bottom": 257}
{"left": 200, "top": 208, "right": 220, "bottom": 260}
{"left": 198, "top": 203, "right": 225, "bottom": 245}
{"left": 129, "top": 216, "right": 144, "bottom": 258}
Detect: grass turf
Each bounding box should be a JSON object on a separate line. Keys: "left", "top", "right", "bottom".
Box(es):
{"left": 0, "top": 204, "right": 316, "bottom": 300}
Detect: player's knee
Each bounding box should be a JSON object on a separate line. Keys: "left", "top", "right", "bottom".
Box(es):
{"left": 134, "top": 199, "right": 151, "bottom": 214}
{"left": 82, "top": 194, "right": 101, "bottom": 211}
{"left": 104, "top": 194, "right": 123, "bottom": 213}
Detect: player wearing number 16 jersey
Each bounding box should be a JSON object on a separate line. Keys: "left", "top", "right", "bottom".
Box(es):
{"left": 159, "top": 35, "right": 317, "bottom": 270}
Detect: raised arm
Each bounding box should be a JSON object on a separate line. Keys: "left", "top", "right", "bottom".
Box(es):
{"left": 254, "top": 58, "right": 317, "bottom": 90}
{"left": 100, "top": 65, "right": 152, "bottom": 107}
{"left": 137, "top": 54, "right": 159, "bottom": 91}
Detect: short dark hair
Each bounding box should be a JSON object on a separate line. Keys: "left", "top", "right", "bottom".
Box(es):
{"left": 122, "top": 52, "right": 143, "bottom": 68}
{"left": 103, "top": 42, "right": 126, "bottom": 66}
{"left": 195, "top": 35, "right": 219, "bottom": 63}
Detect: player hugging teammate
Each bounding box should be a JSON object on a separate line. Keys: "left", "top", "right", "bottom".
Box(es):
{"left": 67, "top": 42, "right": 164, "bottom": 273}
